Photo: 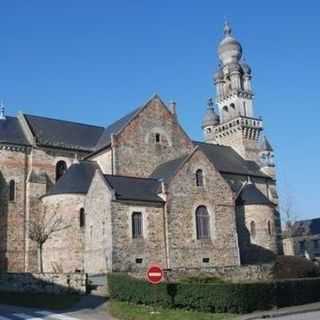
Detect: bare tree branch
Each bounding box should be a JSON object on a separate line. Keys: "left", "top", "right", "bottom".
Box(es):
{"left": 28, "top": 204, "right": 71, "bottom": 272}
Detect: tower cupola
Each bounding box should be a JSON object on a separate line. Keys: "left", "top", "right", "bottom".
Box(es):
{"left": 218, "top": 21, "right": 242, "bottom": 65}
{"left": 202, "top": 98, "right": 220, "bottom": 143}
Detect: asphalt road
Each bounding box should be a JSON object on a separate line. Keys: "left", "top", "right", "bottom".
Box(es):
{"left": 257, "top": 310, "right": 320, "bottom": 320}
{"left": 0, "top": 304, "right": 113, "bottom": 320}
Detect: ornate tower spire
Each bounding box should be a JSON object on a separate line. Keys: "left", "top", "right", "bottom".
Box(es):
{"left": 224, "top": 20, "right": 232, "bottom": 36}
{"left": 205, "top": 22, "right": 263, "bottom": 161}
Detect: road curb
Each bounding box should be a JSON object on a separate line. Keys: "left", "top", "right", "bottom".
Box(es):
{"left": 241, "top": 307, "right": 320, "bottom": 319}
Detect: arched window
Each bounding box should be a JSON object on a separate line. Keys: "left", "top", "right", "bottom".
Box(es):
{"left": 155, "top": 133, "right": 161, "bottom": 144}
{"left": 250, "top": 221, "right": 256, "bottom": 239}
{"left": 132, "top": 212, "right": 143, "bottom": 239}
{"left": 196, "top": 206, "right": 210, "bottom": 240}
{"left": 268, "top": 220, "right": 272, "bottom": 236}
{"left": 195, "top": 169, "right": 204, "bottom": 187}
{"left": 79, "top": 208, "right": 85, "bottom": 228}
{"left": 9, "top": 180, "right": 15, "bottom": 201}
{"left": 230, "top": 103, "right": 236, "bottom": 111}
{"left": 56, "top": 160, "right": 67, "bottom": 182}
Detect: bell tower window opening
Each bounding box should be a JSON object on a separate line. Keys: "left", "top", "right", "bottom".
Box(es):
{"left": 155, "top": 133, "right": 161, "bottom": 144}
{"left": 243, "top": 101, "right": 247, "bottom": 116}
{"left": 195, "top": 169, "right": 204, "bottom": 187}
{"left": 9, "top": 180, "right": 15, "bottom": 202}
{"left": 250, "top": 221, "right": 256, "bottom": 239}
{"left": 79, "top": 208, "right": 85, "bottom": 228}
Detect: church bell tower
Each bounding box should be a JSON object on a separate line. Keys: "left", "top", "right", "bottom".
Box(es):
{"left": 202, "top": 22, "right": 264, "bottom": 161}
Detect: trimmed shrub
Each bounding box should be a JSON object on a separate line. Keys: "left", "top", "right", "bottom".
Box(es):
{"left": 179, "top": 275, "right": 225, "bottom": 284}
{"left": 272, "top": 256, "right": 320, "bottom": 279}
{"left": 107, "top": 273, "right": 320, "bottom": 314}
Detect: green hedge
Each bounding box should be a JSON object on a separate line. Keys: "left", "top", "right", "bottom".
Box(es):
{"left": 107, "top": 273, "right": 320, "bottom": 314}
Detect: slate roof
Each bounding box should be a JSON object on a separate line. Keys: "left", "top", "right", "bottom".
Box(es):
{"left": 150, "top": 154, "right": 189, "bottom": 184}
{"left": 237, "top": 183, "right": 274, "bottom": 206}
{"left": 0, "top": 116, "right": 30, "bottom": 146}
{"left": 46, "top": 161, "right": 98, "bottom": 196}
{"left": 104, "top": 175, "right": 164, "bottom": 203}
{"left": 194, "top": 141, "right": 269, "bottom": 178}
{"left": 95, "top": 107, "right": 141, "bottom": 151}
{"left": 290, "top": 218, "right": 320, "bottom": 237}
{"left": 24, "top": 114, "right": 104, "bottom": 151}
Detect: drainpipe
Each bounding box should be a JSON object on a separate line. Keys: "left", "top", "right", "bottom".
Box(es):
{"left": 160, "top": 180, "right": 170, "bottom": 271}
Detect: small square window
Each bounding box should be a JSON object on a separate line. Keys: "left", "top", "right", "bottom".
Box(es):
{"left": 202, "top": 258, "right": 210, "bottom": 263}
{"left": 136, "top": 258, "right": 143, "bottom": 264}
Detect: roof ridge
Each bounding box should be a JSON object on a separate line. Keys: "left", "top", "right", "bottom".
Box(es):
{"left": 104, "top": 174, "right": 161, "bottom": 181}
{"left": 24, "top": 113, "right": 104, "bottom": 129}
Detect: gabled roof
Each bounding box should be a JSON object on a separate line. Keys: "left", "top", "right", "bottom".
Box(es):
{"left": 46, "top": 161, "right": 98, "bottom": 196}
{"left": 236, "top": 183, "right": 274, "bottom": 206}
{"left": 290, "top": 218, "right": 320, "bottom": 237}
{"left": 95, "top": 107, "right": 141, "bottom": 151}
{"left": 24, "top": 114, "right": 104, "bottom": 151}
{"left": 194, "top": 141, "right": 269, "bottom": 178}
{"left": 104, "top": 175, "right": 164, "bottom": 203}
{"left": 94, "top": 94, "right": 178, "bottom": 153}
{"left": 150, "top": 154, "right": 189, "bottom": 184}
{"left": 0, "top": 116, "right": 30, "bottom": 146}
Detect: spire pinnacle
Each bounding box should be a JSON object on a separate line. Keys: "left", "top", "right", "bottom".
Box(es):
{"left": 224, "top": 20, "right": 232, "bottom": 36}
{"left": 0, "top": 102, "right": 6, "bottom": 120}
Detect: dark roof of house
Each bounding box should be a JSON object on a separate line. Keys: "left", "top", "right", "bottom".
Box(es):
{"left": 46, "top": 161, "right": 98, "bottom": 196}
{"left": 104, "top": 175, "right": 164, "bottom": 203}
{"left": 150, "top": 154, "right": 189, "bottom": 184}
{"left": 290, "top": 218, "right": 320, "bottom": 237}
{"left": 0, "top": 116, "right": 30, "bottom": 146}
{"left": 24, "top": 114, "right": 104, "bottom": 151}
{"left": 194, "top": 141, "right": 269, "bottom": 178}
{"left": 95, "top": 107, "right": 141, "bottom": 151}
{"left": 237, "top": 183, "right": 274, "bottom": 206}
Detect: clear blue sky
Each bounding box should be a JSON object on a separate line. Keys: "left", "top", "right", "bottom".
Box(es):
{"left": 1, "top": 1, "right": 319, "bottom": 220}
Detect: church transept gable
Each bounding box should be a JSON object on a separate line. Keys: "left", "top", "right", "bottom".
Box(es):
{"left": 112, "top": 94, "right": 194, "bottom": 177}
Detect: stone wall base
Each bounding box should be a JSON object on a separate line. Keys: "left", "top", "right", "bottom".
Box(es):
{"left": 0, "top": 273, "right": 87, "bottom": 295}
{"left": 129, "top": 264, "right": 274, "bottom": 283}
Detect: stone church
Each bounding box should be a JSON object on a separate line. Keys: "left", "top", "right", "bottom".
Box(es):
{"left": 0, "top": 23, "right": 282, "bottom": 274}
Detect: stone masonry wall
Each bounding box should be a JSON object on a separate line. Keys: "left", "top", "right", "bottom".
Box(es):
{"left": 244, "top": 204, "right": 278, "bottom": 253}
{"left": 111, "top": 200, "right": 166, "bottom": 272}
{"left": 0, "top": 147, "right": 29, "bottom": 272}
{"left": 41, "top": 194, "right": 85, "bottom": 273}
{"left": 0, "top": 272, "right": 86, "bottom": 295}
{"left": 166, "top": 148, "right": 240, "bottom": 269}
{"left": 91, "top": 148, "right": 112, "bottom": 175}
{"left": 114, "top": 97, "right": 194, "bottom": 177}
{"left": 26, "top": 148, "right": 84, "bottom": 272}
{"left": 84, "top": 171, "right": 113, "bottom": 274}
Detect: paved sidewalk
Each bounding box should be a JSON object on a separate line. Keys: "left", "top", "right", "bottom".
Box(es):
{"left": 239, "top": 302, "right": 320, "bottom": 320}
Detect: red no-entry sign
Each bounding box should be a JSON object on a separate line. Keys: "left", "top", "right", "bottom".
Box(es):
{"left": 146, "top": 264, "right": 163, "bottom": 284}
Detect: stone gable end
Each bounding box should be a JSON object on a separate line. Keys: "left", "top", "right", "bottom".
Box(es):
{"left": 165, "top": 148, "right": 240, "bottom": 268}
{"left": 114, "top": 97, "right": 194, "bottom": 177}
